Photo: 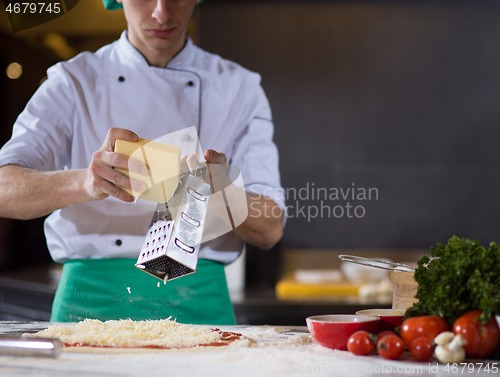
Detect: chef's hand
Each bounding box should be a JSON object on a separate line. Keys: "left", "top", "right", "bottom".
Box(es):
{"left": 85, "top": 127, "right": 147, "bottom": 202}
{"left": 204, "top": 149, "right": 233, "bottom": 192}
{"left": 180, "top": 149, "right": 283, "bottom": 249}
{"left": 180, "top": 152, "right": 200, "bottom": 176}
{"left": 180, "top": 150, "right": 231, "bottom": 192}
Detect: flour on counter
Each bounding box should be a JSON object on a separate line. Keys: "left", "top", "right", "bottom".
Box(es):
{"left": 233, "top": 326, "right": 317, "bottom": 349}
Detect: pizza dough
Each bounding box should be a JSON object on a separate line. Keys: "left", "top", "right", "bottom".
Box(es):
{"left": 26, "top": 318, "right": 243, "bottom": 351}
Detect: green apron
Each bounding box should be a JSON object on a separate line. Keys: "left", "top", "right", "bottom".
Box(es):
{"left": 50, "top": 258, "right": 236, "bottom": 325}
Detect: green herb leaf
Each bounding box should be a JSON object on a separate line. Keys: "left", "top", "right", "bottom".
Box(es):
{"left": 405, "top": 236, "right": 500, "bottom": 326}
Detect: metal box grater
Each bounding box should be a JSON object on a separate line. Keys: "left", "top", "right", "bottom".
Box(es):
{"left": 135, "top": 169, "right": 211, "bottom": 282}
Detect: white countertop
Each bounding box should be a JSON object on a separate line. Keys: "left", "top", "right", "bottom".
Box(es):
{"left": 0, "top": 321, "right": 497, "bottom": 377}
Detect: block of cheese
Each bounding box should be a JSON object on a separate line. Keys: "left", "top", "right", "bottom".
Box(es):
{"left": 115, "top": 138, "right": 181, "bottom": 203}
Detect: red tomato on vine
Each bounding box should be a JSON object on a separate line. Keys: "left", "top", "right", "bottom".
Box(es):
{"left": 453, "top": 310, "right": 500, "bottom": 359}
{"left": 377, "top": 334, "right": 404, "bottom": 360}
{"left": 400, "top": 315, "right": 449, "bottom": 347}
{"left": 347, "top": 331, "right": 377, "bottom": 355}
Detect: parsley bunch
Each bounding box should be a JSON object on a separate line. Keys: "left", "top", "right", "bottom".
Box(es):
{"left": 405, "top": 235, "right": 500, "bottom": 326}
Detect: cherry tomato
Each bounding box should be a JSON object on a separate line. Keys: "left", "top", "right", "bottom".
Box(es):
{"left": 377, "top": 330, "right": 396, "bottom": 341}
{"left": 347, "top": 331, "right": 376, "bottom": 355}
{"left": 409, "top": 336, "right": 434, "bottom": 361}
{"left": 453, "top": 310, "right": 500, "bottom": 359}
{"left": 400, "top": 315, "right": 449, "bottom": 348}
{"left": 377, "top": 334, "right": 404, "bottom": 360}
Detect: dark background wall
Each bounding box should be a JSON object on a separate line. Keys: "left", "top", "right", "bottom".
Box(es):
{"left": 0, "top": 31, "right": 57, "bottom": 270}
{"left": 200, "top": 1, "right": 500, "bottom": 250}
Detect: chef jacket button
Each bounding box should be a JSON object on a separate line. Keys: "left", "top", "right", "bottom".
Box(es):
{"left": 184, "top": 134, "right": 192, "bottom": 141}
{"left": 115, "top": 239, "right": 122, "bottom": 246}
{"left": 187, "top": 81, "right": 194, "bottom": 87}
{"left": 118, "top": 76, "right": 125, "bottom": 82}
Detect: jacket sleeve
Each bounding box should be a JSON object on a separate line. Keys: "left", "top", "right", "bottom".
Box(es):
{"left": 229, "top": 78, "right": 286, "bottom": 212}
{"left": 0, "top": 63, "right": 75, "bottom": 171}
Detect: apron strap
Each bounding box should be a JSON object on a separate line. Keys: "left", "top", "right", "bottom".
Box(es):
{"left": 50, "top": 258, "right": 236, "bottom": 325}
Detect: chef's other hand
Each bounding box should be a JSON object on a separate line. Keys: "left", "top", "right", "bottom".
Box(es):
{"left": 180, "top": 150, "right": 232, "bottom": 192}
{"left": 204, "top": 149, "right": 232, "bottom": 193}
{"left": 84, "top": 127, "right": 147, "bottom": 202}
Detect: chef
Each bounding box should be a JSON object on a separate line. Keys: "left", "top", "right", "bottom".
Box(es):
{"left": 0, "top": 0, "right": 285, "bottom": 325}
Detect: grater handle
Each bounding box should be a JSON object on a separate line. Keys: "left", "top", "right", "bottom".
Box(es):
{"left": 193, "top": 160, "right": 208, "bottom": 181}
{"left": 338, "top": 255, "right": 415, "bottom": 272}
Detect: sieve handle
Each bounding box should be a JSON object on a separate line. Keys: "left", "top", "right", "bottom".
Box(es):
{"left": 338, "top": 255, "right": 415, "bottom": 272}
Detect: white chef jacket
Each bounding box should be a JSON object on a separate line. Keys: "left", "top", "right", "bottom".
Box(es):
{"left": 0, "top": 31, "right": 285, "bottom": 264}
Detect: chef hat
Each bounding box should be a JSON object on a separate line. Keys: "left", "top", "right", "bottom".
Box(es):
{"left": 103, "top": 0, "right": 204, "bottom": 10}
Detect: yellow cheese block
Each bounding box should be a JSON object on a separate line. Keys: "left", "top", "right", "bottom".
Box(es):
{"left": 115, "top": 138, "right": 181, "bottom": 203}
{"left": 275, "top": 274, "right": 361, "bottom": 300}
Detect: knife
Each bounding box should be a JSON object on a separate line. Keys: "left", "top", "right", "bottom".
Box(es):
{"left": 0, "top": 336, "right": 61, "bottom": 357}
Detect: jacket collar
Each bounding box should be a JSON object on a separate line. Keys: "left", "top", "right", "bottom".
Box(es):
{"left": 117, "top": 30, "right": 195, "bottom": 69}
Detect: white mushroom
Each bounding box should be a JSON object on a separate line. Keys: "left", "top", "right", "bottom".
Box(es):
{"left": 434, "top": 332, "right": 468, "bottom": 364}
{"left": 448, "top": 335, "right": 468, "bottom": 352}
{"left": 434, "top": 332, "right": 455, "bottom": 346}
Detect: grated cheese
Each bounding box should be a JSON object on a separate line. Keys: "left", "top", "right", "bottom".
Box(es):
{"left": 30, "top": 318, "right": 222, "bottom": 348}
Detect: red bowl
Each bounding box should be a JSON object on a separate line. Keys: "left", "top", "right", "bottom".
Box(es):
{"left": 355, "top": 309, "right": 406, "bottom": 332}
{"left": 306, "top": 315, "right": 380, "bottom": 350}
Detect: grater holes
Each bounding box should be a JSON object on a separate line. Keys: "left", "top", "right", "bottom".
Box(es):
{"left": 140, "top": 256, "right": 194, "bottom": 281}
{"left": 144, "top": 255, "right": 167, "bottom": 271}
{"left": 174, "top": 238, "right": 195, "bottom": 254}
{"left": 180, "top": 212, "right": 200, "bottom": 227}
{"left": 187, "top": 187, "right": 207, "bottom": 202}
{"left": 168, "top": 263, "right": 192, "bottom": 279}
